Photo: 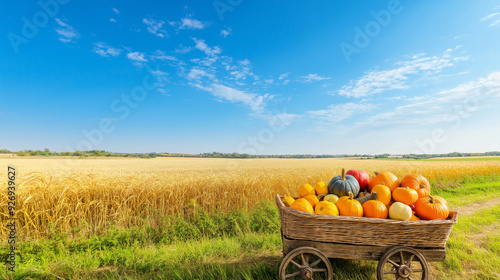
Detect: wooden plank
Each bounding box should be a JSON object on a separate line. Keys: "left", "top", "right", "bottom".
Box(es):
{"left": 282, "top": 237, "right": 446, "bottom": 262}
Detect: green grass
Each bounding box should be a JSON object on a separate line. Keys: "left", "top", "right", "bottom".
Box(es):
{"left": 2, "top": 175, "right": 500, "bottom": 279}
{"left": 434, "top": 205, "right": 500, "bottom": 280}
{"left": 371, "top": 157, "right": 500, "bottom": 161}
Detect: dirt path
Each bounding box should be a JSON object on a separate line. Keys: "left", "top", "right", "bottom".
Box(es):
{"left": 453, "top": 196, "right": 500, "bottom": 216}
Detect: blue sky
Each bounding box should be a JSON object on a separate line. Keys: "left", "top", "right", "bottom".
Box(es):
{"left": 1, "top": 0, "right": 500, "bottom": 154}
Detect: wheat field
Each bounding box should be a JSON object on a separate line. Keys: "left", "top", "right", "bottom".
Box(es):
{"left": 1, "top": 156, "right": 500, "bottom": 239}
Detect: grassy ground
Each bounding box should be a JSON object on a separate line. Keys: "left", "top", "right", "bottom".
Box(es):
{"left": 2, "top": 175, "right": 500, "bottom": 279}
{"left": 373, "top": 156, "right": 500, "bottom": 161}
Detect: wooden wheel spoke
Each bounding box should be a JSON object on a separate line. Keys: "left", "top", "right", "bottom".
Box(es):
{"left": 387, "top": 259, "right": 400, "bottom": 268}
{"left": 284, "top": 271, "right": 300, "bottom": 279}
{"left": 383, "top": 270, "right": 397, "bottom": 274}
{"left": 311, "top": 268, "right": 327, "bottom": 273}
{"left": 400, "top": 251, "right": 405, "bottom": 265}
{"left": 309, "top": 258, "right": 322, "bottom": 268}
{"left": 411, "top": 269, "right": 423, "bottom": 273}
{"left": 300, "top": 253, "right": 307, "bottom": 266}
{"left": 406, "top": 254, "right": 415, "bottom": 267}
{"left": 290, "top": 260, "right": 301, "bottom": 269}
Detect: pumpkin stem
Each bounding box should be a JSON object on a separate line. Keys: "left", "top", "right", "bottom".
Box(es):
{"left": 374, "top": 171, "right": 379, "bottom": 176}
{"left": 371, "top": 191, "right": 378, "bottom": 201}
{"left": 381, "top": 182, "right": 385, "bottom": 186}
{"left": 348, "top": 191, "right": 354, "bottom": 200}
{"left": 319, "top": 207, "right": 324, "bottom": 211}
{"left": 420, "top": 184, "right": 426, "bottom": 188}
{"left": 341, "top": 168, "right": 345, "bottom": 181}
{"left": 318, "top": 194, "right": 326, "bottom": 199}
{"left": 283, "top": 201, "right": 291, "bottom": 207}
{"left": 429, "top": 195, "right": 435, "bottom": 204}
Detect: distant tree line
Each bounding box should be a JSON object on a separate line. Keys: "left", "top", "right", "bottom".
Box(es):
{"left": 1, "top": 148, "right": 499, "bottom": 159}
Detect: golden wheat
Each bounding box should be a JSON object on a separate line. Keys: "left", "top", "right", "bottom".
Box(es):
{"left": 1, "top": 157, "right": 499, "bottom": 239}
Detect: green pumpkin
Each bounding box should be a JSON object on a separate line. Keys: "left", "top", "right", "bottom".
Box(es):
{"left": 328, "top": 168, "right": 360, "bottom": 198}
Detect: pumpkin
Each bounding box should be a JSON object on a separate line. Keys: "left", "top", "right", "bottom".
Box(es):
{"left": 400, "top": 174, "right": 431, "bottom": 198}
{"left": 370, "top": 183, "right": 392, "bottom": 206}
{"left": 392, "top": 187, "right": 419, "bottom": 205}
{"left": 282, "top": 196, "right": 295, "bottom": 207}
{"left": 362, "top": 192, "right": 388, "bottom": 219}
{"left": 315, "top": 201, "right": 339, "bottom": 216}
{"left": 328, "top": 168, "right": 360, "bottom": 198}
{"left": 410, "top": 211, "right": 421, "bottom": 221}
{"left": 355, "top": 192, "right": 371, "bottom": 205}
{"left": 303, "top": 194, "right": 319, "bottom": 208}
{"left": 414, "top": 195, "right": 449, "bottom": 220}
{"left": 324, "top": 194, "right": 339, "bottom": 204}
{"left": 346, "top": 169, "right": 370, "bottom": 191}
{"left": 314, "top": 181, "right": 329, "bottom": 195}
{"left": 368, "top": 172, "right": 399, "bottom": 192}
{"left": 298, "top": 184, "right": 315, "bottom": 198}
{"left": 336, "top": 192, "right": 363, "bottom": 217}
{"left": 290, "top": 198, "right": 314, "bottom": 214}
{"left": 389, "top": 202, "right": 412, "bottom": 221}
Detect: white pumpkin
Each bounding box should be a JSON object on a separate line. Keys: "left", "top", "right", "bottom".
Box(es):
{"left": 324, "top": 194, "right": 339, "bottom": 204}
{"left": 389, "top": 202, "right": 412, "bottom": 221}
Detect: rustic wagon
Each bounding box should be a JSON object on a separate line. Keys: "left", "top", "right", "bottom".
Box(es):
{"left": 275, "top": 195, "right": 458, "bottom": 280}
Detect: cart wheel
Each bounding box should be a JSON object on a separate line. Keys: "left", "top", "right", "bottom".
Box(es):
{"left": 377, "top": 246, "right": 429, "bottom": 280}
{"left": 279, "top": 246, "right": 333, "bottom": 280}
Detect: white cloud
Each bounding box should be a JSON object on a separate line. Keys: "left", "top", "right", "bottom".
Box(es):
{"left": 264, "top": 79, "right": 274, "bottom": 84}
{"left": 360, "top": 72, "right": 500, "bottom": 126}
{"left": 480, "top": 13, "right": 499, "bottom": 21}
{"left": 54, "top": 18, "right": 80, "bottom": 43}
{"left": 110, "top": 18, "right": 117, "bottom": 23}
{"left": 220, "top": 27, "right": 232, "bottom": 37}
{"left": 192, "top": 83, "right": 268, "bottom": 113}
{"left": 112, "top": 8, "right": 120, "bottom": 14}
{"left": 187, "top": 68, "right": 214, "bottom": 80}
{"left": 143, "top": 18, "right": 168, "bottom": 38}
{"left": 480, "top": 12, "right": 500, "bottom": 27}
{"left": 308, "top": 103, "right": 374, "bottom": 124}
{"left": 193, "top": 38, "right": 221, "bottom": 56}
{"left": 151, "top": 50, "right": 177, "bottom": 61}
{"left": 278, "top": 73, "right": 290, "bottom": 80}
{"left": 338, "top": 48, "right": 468, "bottom": 98}
{"left": 126, "top": 52, "right": 148, "bottom": 66}
{"left": 92, "top": 42, "right": 121, "bottom": 57}
{"left": 179, "top": 18, "right": 207, "bottom": 30}
{"left": 490, "top": 18, "right": 500, "bottom": 27}
{"left": 300, "top": 74, "right": 331, "bottom": 83}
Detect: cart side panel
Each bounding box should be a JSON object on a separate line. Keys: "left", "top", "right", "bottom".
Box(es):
{"left": 282, "top": 236, "right": 446, "bottom": 262}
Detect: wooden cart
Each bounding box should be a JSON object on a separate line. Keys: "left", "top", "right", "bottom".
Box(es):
{"left": 275, "top": 195, "right": 458, "bottom": 280}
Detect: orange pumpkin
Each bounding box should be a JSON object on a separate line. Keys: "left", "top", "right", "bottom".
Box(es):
{"left": 410, "top": 211, "right": 421, "bottom": 221}
{"left": 362, "top": 192, "right": 388, "bottom": 219}
{"left": 414, "top": 195, "right": 449, "bottom": 220}
{"left": 290, "top": 198, "right": 314, "bottom": 214}
{"left": 368, "top": 172, "right": 399, "bottom": 192}
{"left": 371, "top": 183, "right": 392, "bottom": 206}
{"left": 336, "top": 192, "right": 363, "bottom": 217}
{"left": 401, "top": 174, "right": 430, "bottom": 198}
{"left": 314, "top": 182, "right": 329, "bottom": 195}
{"left": 282, "top": 196, "right": 295, "bottom": 207}
{"left": 392, "top": 187, "right": 419, "bottom": 205}
{"left": 315, "top": 201, "right": 339, "bottom": 216}
{"left": 302, "top": 194, "right": 319, "bottom": 208}
{"left": 298, "top": 184, "right": 315, "bottom": 198}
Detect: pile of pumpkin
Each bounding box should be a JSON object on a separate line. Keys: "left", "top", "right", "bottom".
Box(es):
{"left": 282, "top": 168, "right": 450, "bottom": 221}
